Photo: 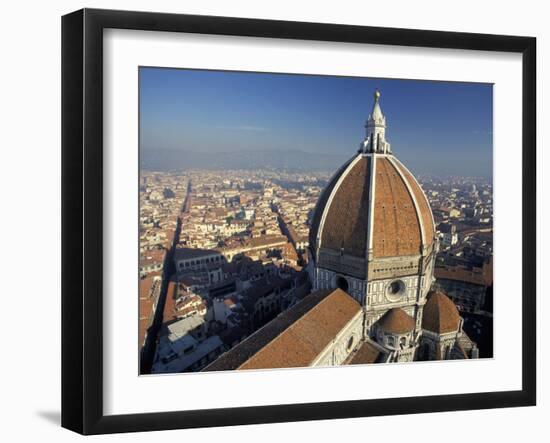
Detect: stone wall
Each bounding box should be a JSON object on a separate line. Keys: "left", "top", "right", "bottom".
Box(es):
{"left": 312, "top": 310, "right": 365, "bottom": 367}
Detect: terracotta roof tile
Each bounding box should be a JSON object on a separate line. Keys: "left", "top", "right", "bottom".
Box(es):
{"left": 239, "top": 288, "right": 360, "bottom": 370}
{"left": 422, "top": 290, "right": 461, "bottom": 334}
{"left": 204, "top": 289, "right": 334, "bottom": 371}
{"left": 310, "top": 153, "right": 435, "bottom": 267}
{"left": 162, "top": 280, "right": 178, "bottom": 324}
{"left": 372, "top": 158, "right": 422, "bottom": 257}
{"left": 203, "top": 288, "right": 361, "bottom": 371}
{"left": 320, "top": 157, "right": 371, "bottom": 257}
{"left": 309, "top": 156, "right": 355, "bottom": 248}
{"left": 377, "top": 308, "right": 416, "bottom": 334}
{"left": 435, "top": 265, "right": 487, "bottom": 286}
{"left": 347, "top": 341, "right": 382, "bottom": 365}
{"left": 393, "top": 159, "right": 435, "bottom": 250}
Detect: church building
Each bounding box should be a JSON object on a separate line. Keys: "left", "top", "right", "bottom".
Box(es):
{"left": 204, "top": 91, "right": 478, "bottom": 372}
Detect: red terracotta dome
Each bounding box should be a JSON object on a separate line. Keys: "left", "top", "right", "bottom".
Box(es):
{"left": 377, "top": 308, "right": 416, "bottom": 334}
{"left": 309, "top": 153, "right": 434, "bottom": 261}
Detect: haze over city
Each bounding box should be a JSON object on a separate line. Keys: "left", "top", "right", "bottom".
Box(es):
{"left": 140, "top": 68, "right": 493, "bottom": 178}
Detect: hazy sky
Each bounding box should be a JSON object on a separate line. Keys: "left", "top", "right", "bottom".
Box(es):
{"left": 140, "top": 67, "right": 493, "bottom": 178}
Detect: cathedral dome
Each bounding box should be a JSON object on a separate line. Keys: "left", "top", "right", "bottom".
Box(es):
{"left": 309, "top": 92, "right": 435, "bottom": 268}
{"left": 310, "top": 154, "right": 434, "bottom": 260}
{"left": 422, "top": 290, "right": 461, "bottom": 334}
{"left": 377, "top": 308, "right": 416, "bottom": 334}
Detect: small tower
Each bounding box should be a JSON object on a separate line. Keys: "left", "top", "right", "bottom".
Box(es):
{"left": 360, "top": 90, "right": 392, "bottom": 154}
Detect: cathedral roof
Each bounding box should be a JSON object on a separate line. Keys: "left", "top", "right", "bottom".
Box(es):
{"left": 347, "top": 340, "right": 383, "bottom": 365}
{"left": 372, "top": 158, "right": 425, "bottom": 257}
{"left": 422, "top": 290, "right": 461, "bottom": 334}
{"left": 309, "top": 155, "right": 434, "bottom": 261}
{"left": 376, "top": 308, "right": 416, "bottom": 334}
{"left": 309, "top": 156, "right": 355, "bottom": 248}
{"left": 203, "top": 288, "right": 361, "bottom": 371}
{"left": 314, "top": 156, "right": 371, "bottom": 257}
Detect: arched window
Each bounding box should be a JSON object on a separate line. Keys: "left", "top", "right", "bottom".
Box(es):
{"left": 335, "top": 276, "right": 349, "bottom": 292}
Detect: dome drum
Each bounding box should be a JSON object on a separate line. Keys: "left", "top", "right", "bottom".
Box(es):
{"left": 366, "top": 254, "right": 423, "bottom": 281}
{"left": 317, "top": 247, "right": 368, "bottom": 280}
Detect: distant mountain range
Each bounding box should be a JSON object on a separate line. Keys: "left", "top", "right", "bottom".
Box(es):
{"left": 140, "top": 149, "right": 350, "bottom": 172}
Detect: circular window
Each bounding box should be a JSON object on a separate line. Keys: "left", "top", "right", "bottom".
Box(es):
{"left": 386, "top": 280, "right": 405, "bottom": 301}
{"left": 347, "top": 335, "right": 355, "bottom": 351}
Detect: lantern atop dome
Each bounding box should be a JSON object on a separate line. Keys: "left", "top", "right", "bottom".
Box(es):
{"left": 361, "top": 89, "right": 391, "bottom": 154}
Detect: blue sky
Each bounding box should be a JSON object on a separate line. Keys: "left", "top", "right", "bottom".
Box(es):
{"left": 140, "top": 67, "right": 493, "bottom": 177}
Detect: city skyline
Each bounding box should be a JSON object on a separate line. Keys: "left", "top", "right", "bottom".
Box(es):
{"left": 140, "top": 67, "right": 493, "bottom": 178}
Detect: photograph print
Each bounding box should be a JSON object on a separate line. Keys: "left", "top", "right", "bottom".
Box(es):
{"left": 138, "top": 68, "right": 493, "bottom": 375}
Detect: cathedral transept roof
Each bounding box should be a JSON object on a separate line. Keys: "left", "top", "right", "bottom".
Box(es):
{"left": 203, "top": 288, "right": 361, "bottom": 371}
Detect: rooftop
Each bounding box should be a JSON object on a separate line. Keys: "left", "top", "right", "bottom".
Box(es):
{"left": 377, "top": 308, "right": 416, "bottom": 334}
{"left": 174, "top": 247, "right": 221, "bottom": 261}
{"left": 156, "top": 335, "right": 223, "bottom": 373}
{"left": 204, "top": 288, "right": 361, "bottom": 371}
{"left": 347, "top": 340, "right": 384, "bottom": 365}
{"left": 310, "top": 155, "right": 434, "bottom": 262}
{"left": 422, "top": 290, "right": 461, "bottom": 334}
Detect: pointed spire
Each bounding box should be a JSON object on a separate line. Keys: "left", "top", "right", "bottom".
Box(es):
{"left": 360, "top": 89, "right": 391, "bottom": 154}
{"left": 370, "top": 89, "right": 384, "bottom": 122}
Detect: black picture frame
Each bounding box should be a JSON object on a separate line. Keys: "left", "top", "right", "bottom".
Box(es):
{"left": 61, "top": 8, "right": 537, "bottom": 435}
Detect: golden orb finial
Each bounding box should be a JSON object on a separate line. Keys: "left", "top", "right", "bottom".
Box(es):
{"left": 374, "top": 89, "right": 381, "bottom": 101}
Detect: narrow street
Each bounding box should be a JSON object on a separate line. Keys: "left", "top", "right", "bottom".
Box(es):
{"left": 140, "top": 179, "right": 191, "bottom": 374}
